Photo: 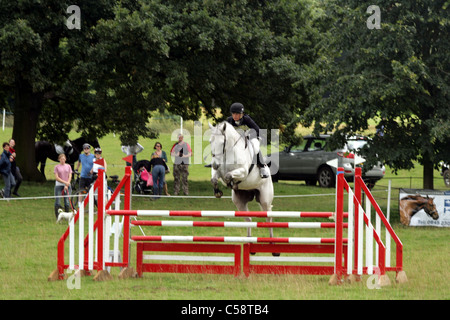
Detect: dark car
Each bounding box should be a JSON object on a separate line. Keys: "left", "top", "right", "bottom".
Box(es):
{"left": 268, "top": 135, "right": 385, "bottom": 188}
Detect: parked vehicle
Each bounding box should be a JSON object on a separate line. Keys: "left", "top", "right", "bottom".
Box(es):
{"left": 269, "top": 135, "right": 385, "bottom": 188}
{"left": 439, "top": 161, "right": 450, "bottom": 187}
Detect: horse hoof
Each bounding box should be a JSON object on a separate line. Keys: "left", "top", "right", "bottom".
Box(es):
{"left": 214, "top": 190, "right": 223, "bottom": 198}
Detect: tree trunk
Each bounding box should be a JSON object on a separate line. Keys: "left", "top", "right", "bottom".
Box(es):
{"left": 12, "top": 80, "right": 45, "bottom": 182}
{"left": 423, "top": 157, "right": 434, "bottom": 190}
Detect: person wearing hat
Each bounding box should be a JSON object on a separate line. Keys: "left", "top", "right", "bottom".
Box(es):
{"left": 91, "top": 147, "right": 107, "bottom": 182}
{"left": 75, "top": 143, "right": 95, "bottom": 190}
{"left": 226, "top": 102, "right": 270, "bottom": 178}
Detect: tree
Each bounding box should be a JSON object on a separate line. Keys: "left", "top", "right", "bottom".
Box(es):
{"left": 0, "top": 0, "right": 117, "bottom": 181}
{"left": 1, "top": 0, "right": 324, "bottom": 181}
{"left": 301, "top": 0, "right": 450, "bottom": 189}
{"left": 90, "top": 0, "right": 324, "bottom": 145}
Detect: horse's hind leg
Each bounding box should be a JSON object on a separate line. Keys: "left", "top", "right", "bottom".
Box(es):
{"left": 232, "top": 190, "right": 251, "bottom": 237}
{"left": 39, "top": 161, "right": 46, "bottom": 179}
{"left": 257, "top": 188, "right": 274, "bottom": 238}
{"left": 258, "top": 186, "right": 278, "bottom": 256}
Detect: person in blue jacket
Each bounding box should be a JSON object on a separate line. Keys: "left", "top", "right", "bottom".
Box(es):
{"left": 0, "top": 142, "right": 16, "bottom": 198}
{"left": 75, "top": 143, "right": 95, "bottom": 190}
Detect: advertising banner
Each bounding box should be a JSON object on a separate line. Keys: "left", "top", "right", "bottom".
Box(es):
{"left": 399, "top": 189, "right": 450, "bottom": 227}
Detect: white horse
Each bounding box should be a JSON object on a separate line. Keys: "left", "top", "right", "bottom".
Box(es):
{"left": 209, "top": 122, "right": 274, "bottom": 238}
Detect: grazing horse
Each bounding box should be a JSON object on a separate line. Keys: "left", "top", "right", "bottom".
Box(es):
{"left": 399, "top": 194, "right": 439, "bottom": 226}
{"left": 209, "top": 122, "right": 274, "bottom": 238}
{"left": 35, "top": 137, "right": 100, "bottom": 179}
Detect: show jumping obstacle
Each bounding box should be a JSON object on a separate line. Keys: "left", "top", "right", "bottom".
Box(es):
{"left": 48, "top": 166, "right": 407, "bottom": 286}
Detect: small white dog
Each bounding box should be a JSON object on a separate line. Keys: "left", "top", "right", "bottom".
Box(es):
{"left": 56, "top": 209, "right": 75, "bottom": 224}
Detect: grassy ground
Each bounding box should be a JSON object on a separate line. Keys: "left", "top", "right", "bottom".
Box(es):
{"left": 0, "top": 124, "right": 449, "bottom": 300}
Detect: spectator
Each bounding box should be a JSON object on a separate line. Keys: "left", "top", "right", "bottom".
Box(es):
{"left": 0, "top": 142, "right": 16, "bottom": 199}
{"left": 91, "top": 147, "right": 107, "bottom": 181}
{"left": 75, "top": 143, "right": 95, "bottom": 191}
{"left": 149, "top": 153, "right": 169, "bottom": 200}
{"left": 170, "top": 134, "right": 192, "bottom": 195}
{"left": 54, "top": 154, "right": 72, "bottom": 219}
{"left": 8, "top": 139, "right": 23, "bottom": 197}
{"left": 151, "top": 142, "right": 170, "bottom": 196}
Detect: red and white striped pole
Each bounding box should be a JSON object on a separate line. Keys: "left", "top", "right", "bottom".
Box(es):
{"left": 107, "top": 210, "right": 348, "bottom": 218}
{"left": 331, "top": 167, "right": 345, "bottom": 284}
{"left": 354, "top": 167, "right": 362, "bottom": 277}
{"left": 131, "top": 220, "right": 346, "bottom": 229}
{"left": 123, "top": 165, "right": 132, "bottom": 267}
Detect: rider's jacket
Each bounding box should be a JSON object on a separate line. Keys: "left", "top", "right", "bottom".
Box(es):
{"left": 226, "top": 114, "right": 260, "bottom": 139}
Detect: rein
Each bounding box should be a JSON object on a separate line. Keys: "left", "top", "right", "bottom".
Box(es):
{"left": 211, "top": 130, "right": 244, "bottom": 158}
{"left": 61, "top": 188, "right": 75, "bottom": 212}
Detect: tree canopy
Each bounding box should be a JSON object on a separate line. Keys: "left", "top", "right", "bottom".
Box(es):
{"left": 0, "top": 0, "right": 323, "bottom": 180}
{"left": 1, "top": 0, "right": 449, "bottom": 188}
{"left": 301, "top": 0, "right": 450, "bottom": 189}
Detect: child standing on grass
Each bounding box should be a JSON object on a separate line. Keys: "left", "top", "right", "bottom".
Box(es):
{"left": 54, "top": 154, "right": 72, "bottom": 219}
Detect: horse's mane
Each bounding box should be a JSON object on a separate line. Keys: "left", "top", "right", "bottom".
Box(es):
{"left": 221, "top": 121, "right": 243, "bottom": 141}
{"left": 401, "top": 194, "right": 422, "bottom": 201}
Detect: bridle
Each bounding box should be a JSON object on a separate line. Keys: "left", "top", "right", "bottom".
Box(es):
{"left": 211, "top": 131, "right": 226, "bottom": 159}
{"left": 211, "top": 129, "right": 244, "bottom": 159}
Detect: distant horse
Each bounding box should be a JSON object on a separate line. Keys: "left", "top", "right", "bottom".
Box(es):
{"left": 209, "top": 122, "right": 274, "bottom": 239}
{"left": 35, "top": 137, "right": 100, "bottom": 179}
{"left": 399, "top": 194, "right": 439, "bottom": 226}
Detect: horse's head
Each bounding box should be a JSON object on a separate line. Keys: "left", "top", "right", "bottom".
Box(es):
{"left": 423, "top": 196, "right": 439, "bottom": 220}
{"left": 209, "top": 122, "right": 227, "bottom": 170}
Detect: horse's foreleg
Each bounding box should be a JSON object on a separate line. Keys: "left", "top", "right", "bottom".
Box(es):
{"left": 211, "top": 168, "right": 223, "bottom": 198}
{"left": 224, "top": 168, "right": 248, "bottom": 184}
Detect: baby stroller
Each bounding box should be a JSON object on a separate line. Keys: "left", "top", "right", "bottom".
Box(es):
{"left": 133, "top": 160, "right": 153, "bottom": 194}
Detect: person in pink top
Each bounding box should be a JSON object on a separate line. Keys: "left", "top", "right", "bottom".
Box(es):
{"left": 54, "top": 153, "right": 73, "bottom": 219}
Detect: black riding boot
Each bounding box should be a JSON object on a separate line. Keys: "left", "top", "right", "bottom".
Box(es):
{"left": 256, "top": 152, "right": 270, "bottom": 178}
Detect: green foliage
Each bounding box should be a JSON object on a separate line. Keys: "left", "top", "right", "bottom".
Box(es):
{"left": 2, "top": 0, "right": 448, "bottom": 188}
{"left": 1, "top": 0, "right": 324, "bottom": 151}
{"left": 301, "top": 0, "right": 450, "bottom": 186}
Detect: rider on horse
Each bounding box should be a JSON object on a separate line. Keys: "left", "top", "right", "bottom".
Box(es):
{"left": 226, "top": 102, "right": 270, "bottom": 179}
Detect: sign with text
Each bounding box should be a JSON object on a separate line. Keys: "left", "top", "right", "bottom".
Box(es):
{"left": 399, "top": 189, "right": 450, "bottom": 227}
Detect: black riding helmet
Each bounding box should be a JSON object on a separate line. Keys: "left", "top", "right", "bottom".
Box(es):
{"left": 230, "top": 102, "right": 244, "bottom": 114}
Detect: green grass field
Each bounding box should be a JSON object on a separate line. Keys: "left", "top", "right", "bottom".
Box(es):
{"left": 0, "top": 124, "right": 449, "bottom": 300}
